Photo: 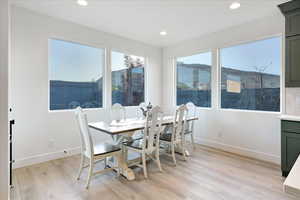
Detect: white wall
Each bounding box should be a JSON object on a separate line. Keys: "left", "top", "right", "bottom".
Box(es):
{"left": 0, "top": 0, "right": 9, "bottom": 199}
{"left": 11, "top": 6, "right": 162, "bottom": 168}
{"left": 285, "top": 88, "right": 300, "bottom": 115}
{"left": 162, "top": 13, "right": 285, "bottom": 164}
{"left": 11, "top": 5, "right": 289, "bottom": 168}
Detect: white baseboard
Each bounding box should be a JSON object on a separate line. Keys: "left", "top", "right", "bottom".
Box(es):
{"left": 195, "top": 137, "right": 281, "bottom": 165}
{"left": 13, "top": 138, "right": 281, "bottom": 169}
{"left": 13, "top": 147, "right": 81, "bottom": 169}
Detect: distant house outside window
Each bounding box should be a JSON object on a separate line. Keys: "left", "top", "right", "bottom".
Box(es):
{"left": 176, "top": 52, "right": 212, "bottom": 107}
{"left": 220, "top": 36, "right": 281, "bottom": 112}
{"left": 49, "top": 39, "right": 104, "bottom": 110}
{"left": 111, "top": 51, "right": 145, "bottom": 106}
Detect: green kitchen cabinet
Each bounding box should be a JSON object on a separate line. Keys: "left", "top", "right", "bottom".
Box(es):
{"left": 286, "top": 35, "right": 300, "bottom": 87}
{"left": 281, "top": 120, "right": 300, "bottom": 177}
{"left": 279, "top": 0, "right": 300, "bottom": 87}
{"left": 285, "top": 11, "right": 300, "bottom": 37}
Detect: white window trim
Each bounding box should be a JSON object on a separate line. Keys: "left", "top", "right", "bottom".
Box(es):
{"left": 48, "top": 38, "right": 107, "bottom": 112}
{"left": 173, "top": 34, "right": 284, "bottom": 114}
{"left": 174, "top": 50, "right": 214, "bottom": 109}
{"left": 218, "top": 34, "right": 283, "bottom": 113}
{"left": 48, "top": 38, "right": 148, "bottom": 112}
{"left": 109, "top": 49, "right": 148, "bottom": 108}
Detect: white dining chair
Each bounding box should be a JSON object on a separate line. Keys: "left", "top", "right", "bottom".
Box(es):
{"left": 123, "top": 106, "right": 164, "bottom": 178}
{"left": 111, "top": 103, "right": 126, "bottom": 122}
{"left": 137, "top": 102, "right": 147, "bottom": 119}
{"left": 133, "top": 102, "right": 147, "bottom": 140}
{"left": 139, "top": 102, "right": 147, "bottom": 107}
{"left": 185, "top": 102, "right": 196, "bottom": 150}
{"left": 75, "top": 107, "right": 122, "bottom": 189}
{"left": 160, "top": 104, "right": 188, "bottom": 166}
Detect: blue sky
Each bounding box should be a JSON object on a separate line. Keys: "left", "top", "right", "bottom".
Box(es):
{"left": 111, "top": 51, "right": 145, "bottom": 71}
{"left": 50, "top": 36, "right": 281, "bottom": 82}
{"left": 221, "top": 36, "right": 281, "bottom": 75}
{"left": 177, "top": 52, "right": 212, "bottom": 66}
{"left": 177, "top": 36, "right": 281, "bottom": 75}
{"left": 49, "top": 39, "right": 144, "bottom": 82}
{"left": 49, "top": 39, "right": 104, "bottom": 82}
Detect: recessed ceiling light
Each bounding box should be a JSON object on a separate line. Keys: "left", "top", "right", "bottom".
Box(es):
{"left": 230, "top": 2, "right": 240, "bottom": 10}
{"left": 77, "top": 0, "right": 88, "bottom": 6}
{"left": 160, "top": 31, "right": 167, "bottom": 36}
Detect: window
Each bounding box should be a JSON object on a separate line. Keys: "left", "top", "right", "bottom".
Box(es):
{"left": 49, "top": 39, "right": 104, "bottom": 110}
{"left": 220, "top": 37, "right": 281, "bottom": 112}
{"left": 111, "top": 51, "right": 145, "bottom": 106}
{"left": 176, "top": 52, "right": 212, "bottom": 107}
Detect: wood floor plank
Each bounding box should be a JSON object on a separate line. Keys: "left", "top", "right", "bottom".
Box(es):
{"left": 11, "top": 145, "right": 299, "bottom": 200}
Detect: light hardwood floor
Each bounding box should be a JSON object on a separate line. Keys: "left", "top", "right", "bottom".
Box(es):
{"left": 11, "top": 145, "right": 298, "bottom": 200}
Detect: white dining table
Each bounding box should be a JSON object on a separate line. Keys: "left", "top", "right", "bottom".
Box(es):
{"left": 88, "top": 115, "right": 198, "bottom": 180}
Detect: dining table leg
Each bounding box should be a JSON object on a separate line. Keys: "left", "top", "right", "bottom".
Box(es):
{"left": 118, "top": 144, "right": 135, "bottom": 181}
{"left": 185, "top": 150, "right": 190, "bottom": 156}
{"left": 163, "top": 125, "right": 191, "bottom": 157}
{"left": 108, "top": 132, "right": 136, "bottom": 181}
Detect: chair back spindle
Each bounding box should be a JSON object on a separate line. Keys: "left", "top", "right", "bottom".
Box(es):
{"left": 186, "top": 102, "right": 196, "bottom": 118}
{"left": 186, "top": 102, "right": 196, "bottom": 131}
{"left": 75, "top": 107, "right": 94, "bottom": 159}
{"left": 144, "top": 106, "right": 163, "bottom": 153}
{"left": 138, "top": 102, "right": 147, "bottom": 119}
{"left": 173, "top": 105, "right": 188, "bottom": 142}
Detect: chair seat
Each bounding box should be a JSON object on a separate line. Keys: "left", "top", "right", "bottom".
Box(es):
{"left": 123, "top": 139, "right": 145, "bottom": 150}
{"left": 132, "top": 131, "right": 144, "bottom": 140}
{"left": 163, "top": 125, "right": 173, "bottom": 134}
{"left": 159, "top": 133, "right": 172, "bottom": 142}
{"left": 185, "top": 130, "right": 193, "bottom": 135}
{"left": 93, "top": 143, "right": 121, "bottom": 156}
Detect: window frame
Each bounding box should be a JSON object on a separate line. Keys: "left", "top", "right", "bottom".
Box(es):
{"left": 217, "top": 34, "right": 284, "bottom": 114}
{"left": 110, "top": 49, "right": 148, "bottom": 108}
{"left": 173, "top": 34, "right": 283, "bottom": 114}
{"left": 174, "top": 50, "right": 214, "bottom": 109}
{"left": 48, "top": 38, "right": 107, "bottom": 112}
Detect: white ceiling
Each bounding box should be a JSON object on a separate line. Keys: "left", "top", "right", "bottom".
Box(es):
{"left": 11, "top": 0, "right": 288, "bottom": 47}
